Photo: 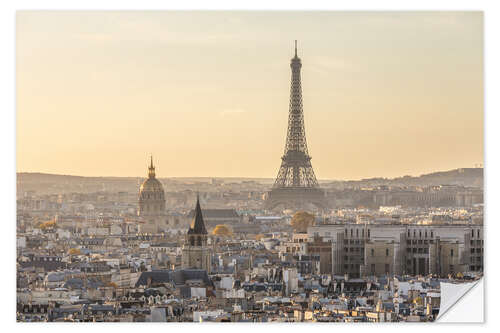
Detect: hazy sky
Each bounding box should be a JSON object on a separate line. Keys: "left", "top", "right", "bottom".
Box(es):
{"left": 16, "top": 11, "right": 483, "bottom": 180}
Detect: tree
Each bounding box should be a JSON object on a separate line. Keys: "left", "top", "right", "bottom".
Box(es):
{"left": 290, "top": 211, "right": 315, "bottom": 233}
{"left": 68, "top": 248, "right": 81, "bottom": 255}
{"left": 107, "top": 282, "right": 118, "bottom": 289}
{"left": 212, "top": 224, "right": 233, "bottom": 236}
{"left": 38, "top": 219, "right": 56, "bottom": 230}
{"left": 255, "top": 234, "right": 265, "bottom": 241}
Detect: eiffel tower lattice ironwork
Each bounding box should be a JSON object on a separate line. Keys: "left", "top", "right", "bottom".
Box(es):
{"left": 266, "top": 41, "right": 326, "bottom": 210}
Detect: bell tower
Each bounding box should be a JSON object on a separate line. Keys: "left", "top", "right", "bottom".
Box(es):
{"left": 181, "top": 195, "right": 211, "bottom": 272}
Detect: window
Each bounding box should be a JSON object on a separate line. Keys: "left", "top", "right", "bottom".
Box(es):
{"left": 351, "top": 229, "right": 353, "bottom": 237}
{"left": 386, "top": 248, "right": 389, "bottom": 256}
{"left": 371, "top": 264, "right": 375, "bottom": 274}
{"left": 368, "top": 229, "right": 371, "bottom": 238}
{"left": 431, "top": 231, "right": 434, "bottom": 238}
{"left": 450, "top": 249, "right": 454, "bottom": 257}
{"left": 371, "top": 248, "right": 374, "bottom": 256}
{"left": 385, "top": 264, "right": 390, "bottom": 273}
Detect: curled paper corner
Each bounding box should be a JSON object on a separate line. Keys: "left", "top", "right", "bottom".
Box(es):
{"left": 436, "top": 278, "right": 484, "bottom": 322}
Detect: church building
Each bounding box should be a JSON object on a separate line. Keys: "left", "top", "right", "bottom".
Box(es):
{"left": 181, "top": 196, "right": 212, "bottom": 273}
{"left": 138, "top": 156, "right": 166, "bottom": 233}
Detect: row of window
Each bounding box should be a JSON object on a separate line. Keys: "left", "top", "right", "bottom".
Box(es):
{"left": 369, "top": 248, "right": 390, "bottom": 256}
{"left": 344, "top": 228, "right": 371, "bottom": 238}
{"left": 141, "top": 193, "right": 164, "bottom": 200}
{"left": 344, "top": 247, "right": 364, "bottom": 253}
{"left": 341, "top": 247, "right": 391, "bottom": 257}
{"left": 408, "top": 229, "right": 433, "bottom": 239}
{"left": 344, "top": 239, "right": 362, "bottom": 245}
{"left": 407, "top": 239, "right": 432, "bottom": 245}
{"left": 189, "top": 236, "right": 204, "bottom": 246}
{"left": 471, "top": 229, "right": 482, "bottom": 239}
{"left": 406, "top": 248, "right": 429, "bottom": 254}
{"left": 370, "top": 264, "right": 391, "bottom": 274}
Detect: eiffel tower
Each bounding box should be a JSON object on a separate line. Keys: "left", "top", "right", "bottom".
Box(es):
{"left": 265, "top": 41, "right": 327, "bottom": 210}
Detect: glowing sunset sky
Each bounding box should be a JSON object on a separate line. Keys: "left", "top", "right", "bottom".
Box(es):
{"left": 16, "top": 11, "right": 483, "bottom": 179}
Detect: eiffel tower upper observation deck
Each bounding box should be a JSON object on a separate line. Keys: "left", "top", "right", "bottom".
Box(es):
{"left": 265, "top": 41, "right": 327, "bottom": 210}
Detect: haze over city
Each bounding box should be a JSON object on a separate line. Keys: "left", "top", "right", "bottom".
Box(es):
{"left": 17, "top": 11, "right": 483, "bottom": 180}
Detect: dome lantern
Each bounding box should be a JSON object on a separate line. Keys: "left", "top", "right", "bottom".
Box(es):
{"left": 148, "top": 155, "right": 156, "bottom": 179}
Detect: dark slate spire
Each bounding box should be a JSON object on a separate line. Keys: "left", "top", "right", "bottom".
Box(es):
{"left": 188, "top": 194, "right": 207, "bottom": 235}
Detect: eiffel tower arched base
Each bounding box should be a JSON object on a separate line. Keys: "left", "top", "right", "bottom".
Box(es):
{"left": 265, "top": 187, "right": 328, "bottom": 211}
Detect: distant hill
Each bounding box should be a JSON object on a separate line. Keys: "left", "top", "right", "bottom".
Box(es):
{"left": 338, "top": 168, "right": 483, "bottom": 188}
{"left": 16, "top": 168, "right": 483, "bottom": 195}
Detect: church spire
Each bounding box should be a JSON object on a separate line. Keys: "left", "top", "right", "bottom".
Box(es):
{"left": 188, "top": 194, "right": 207, "bottom": 235}
{"left": 148, "top": 155, "right": 156, "bottom": 179}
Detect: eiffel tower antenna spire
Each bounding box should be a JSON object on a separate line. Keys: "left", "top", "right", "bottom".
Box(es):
{"left": 295, "top": 40, "right": 297, "bottom": 57}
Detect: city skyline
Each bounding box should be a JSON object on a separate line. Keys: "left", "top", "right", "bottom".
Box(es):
{"left": 17, "top": 11, "right": 483, "bottom": 180}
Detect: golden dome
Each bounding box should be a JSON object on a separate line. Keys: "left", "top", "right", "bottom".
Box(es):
{"left": 139, "top": 156, "right": 165, "bottom": 196}
{"left": 140, "top": 177, "right": 164, "bottom": 193}
{"left": 138, "top": 156, "right": 166, "bottom": 216}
